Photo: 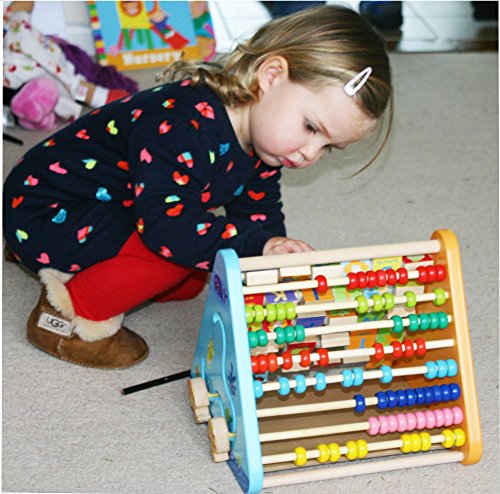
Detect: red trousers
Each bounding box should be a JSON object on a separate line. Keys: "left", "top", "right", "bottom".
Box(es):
{"left": 66, "top": 232, "right": 208, "bottom": 321}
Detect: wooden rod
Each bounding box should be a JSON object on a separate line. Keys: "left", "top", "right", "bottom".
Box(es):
{"left": 263, "top": 314, "right": 452, "bottom": 343}
{"left": 261, "top": 432, "right": 449, "bottom": 465}
{"left": 239, "top": 239, "right": 441, "bottom": 272}
{"left": 262, "top": 451, "right": 464, "bottom": 487}
{"left": 242, "top": 267, "right": 422, "bottom": 295}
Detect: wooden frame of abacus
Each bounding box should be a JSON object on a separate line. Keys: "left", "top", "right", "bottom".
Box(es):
{"left": 188, "top": 229, "right": 482, "bottom": 494}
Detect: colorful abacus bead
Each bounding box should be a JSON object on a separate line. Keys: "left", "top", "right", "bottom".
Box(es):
{"left": 315, "top": 275, "right": 328, "bottom": 294}
{"left": 316, "top": 347, "right": 329, "bottom": 366}
{"left": 294, "top": 447, "right": 307, "bottom": 466}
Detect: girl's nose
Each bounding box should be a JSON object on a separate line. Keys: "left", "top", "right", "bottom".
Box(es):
{"left": 300, "top": 141, "right": 323, "bottom": 164}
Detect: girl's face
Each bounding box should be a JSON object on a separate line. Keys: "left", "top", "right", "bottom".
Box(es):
{"left": 247, "top": 57, "right": 377, "bottom": 169}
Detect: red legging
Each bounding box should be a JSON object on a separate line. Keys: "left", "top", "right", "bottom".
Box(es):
{"left": 66, "top": 232, "right": 208, "bottom": 321}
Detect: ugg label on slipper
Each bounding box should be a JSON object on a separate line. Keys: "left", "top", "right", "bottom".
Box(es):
{"left": 37, "top": 313, "right": 74, "bottom": 337}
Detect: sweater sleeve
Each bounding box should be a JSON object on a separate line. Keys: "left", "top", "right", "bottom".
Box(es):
{"left": 127, "top": 114, "right": 281, "bottom": 271}
{"left": 224, "top": 161, "right": 286, "bottom": 237}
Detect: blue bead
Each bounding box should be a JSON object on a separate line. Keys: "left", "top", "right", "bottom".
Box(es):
{"left": 424, "top": 361, "right": 438, "bottom": 379}
{"left": 386, "top": 390, "right": 397, "bottom": 408}
{"left": 424, "top": 386, "right": 434, "bottom": 405}
{"left": 253, "top": 380, "right": 263, "bottom": 399}
{"left": 342, "top": 369, "right": 354, "bottom": 388}
{"left": 352, "top": 367, "right": 364, "bottom": 386}
{"left": 436, "top": 359, "right": 448, "bottom": 379}
{"left": 415, "top": 387, "right": 426, "bottom": 404}
{"left": 406, "top": 388, "right": 417, "bottom": 406}
{"left": 278, "top": 377, "right": 290, "bottom": 396}
{"left": 450, "top": 383, "right": 461, "bottom": 400}
{"left": 440, "top": 384, "right": 451, "bottom": 402}
{"left": 294, "top": 374, "right": 307, "bottom": 394}
{"left": 380, "top": 365, "right": 393, "bottom": 384}
{"left": 314, "top": 372, "right": 327, "bottom": 392}
{"left": 446, "top": 359, "right": 458, "bottom": 377}
{"left": 432, "top": 385, "right": 442, "bottom": 403}
{"left": 376, "top": 391, "right": 388, "bottom": 409}
{"left": 396, "top": 389, "right": 407, "bottom": 407}
{"left": 354, "top": 394, "right": 366, "bottom": 413}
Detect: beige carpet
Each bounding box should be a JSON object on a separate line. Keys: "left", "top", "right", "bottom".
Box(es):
{"left": 2, "top": 52, "right": 499, "bottom": 493}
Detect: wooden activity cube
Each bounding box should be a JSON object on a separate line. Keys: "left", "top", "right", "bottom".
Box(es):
{"left": 188, "top": 229, "right": 482, "bottom": 493}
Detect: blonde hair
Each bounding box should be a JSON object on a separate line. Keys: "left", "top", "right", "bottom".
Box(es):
{"left": 158, "top": 5, "right": 392, "bottom": 119}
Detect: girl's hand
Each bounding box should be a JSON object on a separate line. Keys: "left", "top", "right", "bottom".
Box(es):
{"left": 263, "top": 236, "right": 315, "bottom": 255}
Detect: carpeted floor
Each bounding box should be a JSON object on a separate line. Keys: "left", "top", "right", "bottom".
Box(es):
{"left": 2, "top": 52, "right": 499, "bottom": 494}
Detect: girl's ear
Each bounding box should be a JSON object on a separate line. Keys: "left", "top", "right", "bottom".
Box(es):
{"left": 257, "top": 56, "right": 289, "bottom": 93}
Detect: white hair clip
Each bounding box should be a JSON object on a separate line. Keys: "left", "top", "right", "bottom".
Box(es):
{"left": 344, "top": 67, "right": 373, "bottom": 96}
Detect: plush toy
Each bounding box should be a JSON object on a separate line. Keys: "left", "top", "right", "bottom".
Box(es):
{"left": 3, "top": 1, "right": 138, "bottom": 131}
{"left": 10, "top": 77, "right": 60, "bottom": 131}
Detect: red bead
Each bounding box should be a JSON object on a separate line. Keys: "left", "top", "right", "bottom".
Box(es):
{"left": 315, "top": 275, "right": 328, "bottom": 294}
{"left": 366, "top": 270, "right": 377, "bottom": 288}
{"left": 373, "top": 343, "right": 384, "bottom": 361}
{"left": 403, "top": 339, "right": 415, "bottom": 358}
{"left": 316, "top": 347, "right": 330, "bottom": 366}
{"left": 386, "top": 269, "right": 397, "bottom": 286}
{"left": 417, "top": 266, "right": 428, "bottom": 283}
{"left": 415, "top": 338, "right": 427, "bottom": 356}
{"left": 267, "top": 353, "right": 279, "bottom": 372}
{"left": 258, "top": 354, "right": 269, "bottom": 373}
{"left": 357, "top": 272, "right": 368, "bottom": 289}
{"left": 396, "top": 267, "right": 408, "bottom": 285}
{"left": 281, "top": 351, "right": 293, "bottom": 370}
{"left": 377, "top": 269, "right": 387, "bottom": 287}
{"left": 391, "top": 340, "right": 404, "bottom": 359}
{"left": 299, "top": 350, "right": 311, "bottom": 368}
{"left": 251, "top": 356, "right": 259, "bottom": 374}
{"left": 426, "top": 265, "right": 437, "bottom": 283}
{"left": 436, "top": 264, "right": 446, "bottom": 281}
{"left": 347, "top": 272, "right": 358, "bottom": 290}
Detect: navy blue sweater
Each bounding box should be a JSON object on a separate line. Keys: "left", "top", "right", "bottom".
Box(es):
{"left": 3, "top": 81, "right": 286, "bottom": 273}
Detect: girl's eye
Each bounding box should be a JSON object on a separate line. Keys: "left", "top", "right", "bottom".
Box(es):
{"left": 305, "top": 122, "right": 317, "bottom": 133}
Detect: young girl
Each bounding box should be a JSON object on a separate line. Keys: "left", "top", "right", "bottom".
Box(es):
{"left": 3, "top": 5, "right": 392, "bottom": 369}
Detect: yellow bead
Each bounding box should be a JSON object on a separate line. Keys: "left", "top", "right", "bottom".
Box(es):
{"left": 401, "top": 433, "right": 412, "bottom": 453}
{"left": 357, "top": 440, "right": 368, "bottom": 459}
{"left": 420, "top": 432, "right": 432, "bottom": 452}
{"left": 454, "top": 428, "right": 466, "bottom": 447}
{"left": 410, "top": 433, "right": 422, "bottom": 452}
{"left": 294, "top": 446, "right": 307, "bottom": 467}
{"left": 442, "top": 429, "right": 455, "bottom": 448}
{"left": 328, "top": 443, "right": 341, "bottom": 462}
{"left": 317, "top": 444, "right": 330, "bottom": 463}
{"left": 346, "top": 440, "right": 358, "bottom": 460}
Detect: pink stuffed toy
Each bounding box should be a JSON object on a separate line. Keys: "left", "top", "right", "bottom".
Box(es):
{"left": 10, "top": 77, "right": 60, "bottom": 131}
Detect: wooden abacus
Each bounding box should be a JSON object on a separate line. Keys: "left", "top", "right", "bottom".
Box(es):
{"left": 188, "top": 229, "right": 482, "bottom": 493}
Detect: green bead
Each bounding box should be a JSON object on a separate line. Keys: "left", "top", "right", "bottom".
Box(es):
{"left": 275, "top": 303, "right": 287, "bottom": 321}
{"left": 418, "top": 313, "right": 430, "bottom": 331}
{"left": 408, "top": 314, "right": 420, "bottom": 331}
{"left": 356, "top": 295, "right": 368, "bottom": 314}
{"left": 266, "top": 304, "right": 277, "bottom": 322}
{"left": 391, "top": 315, "right": 404, "bottom": 334}
{"left": 438, "top": 311, "right": 449, "bottom": 329}
{"left": 285, "top": 301, "right": 297, "bottom": 320}
{"left": 254, "top": 304, "right": 265, "bottom": 323}
{"left": 257, "top": 329, "right": 269, "bottom": 347}
{"left": 248, "top": 331, "right": 259, "bottom": 348}
{"left": 246, "top": 305, "right": 254, "bottom": 324}
{"left": 275, "top": 326, "right": 286, "bottom": 345}
{"left": 371, "top": 294, "right": 384, "bottom": 312}
{"left": 404, "top": 290, "right": 417, "bottom": 308}
{"left": 428, "top": 312, "right": 440, "bottom": 330}
{"left": 295, "top": 324, "right": 306, "bottom": 342}
{"left": 434, "top": 288, "right": 446, "bottom": 306}
{"left": 285, "top": 325, "right": 296, "bottom": 343}
{"left": 383, "top": 292, "right": 395, "bottom": 310}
